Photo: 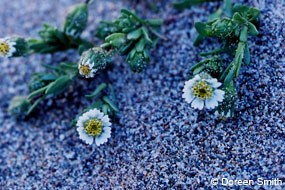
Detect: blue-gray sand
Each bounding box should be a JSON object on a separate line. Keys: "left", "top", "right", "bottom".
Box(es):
{"left": 0, "top": 0, "right": 284, "bottom": 189}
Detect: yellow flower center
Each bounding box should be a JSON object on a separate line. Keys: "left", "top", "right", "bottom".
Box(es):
{"left": 192, "top": 81, "right": 213, "bottom": 99}
{"left": 84, "top": 119, "right": 103, "bottom": 137}
{"left": 79, "top": 65, "right": 91, "bottom": 76}
{"left": 0, "top": 42, "right": 10, "bottom": 55}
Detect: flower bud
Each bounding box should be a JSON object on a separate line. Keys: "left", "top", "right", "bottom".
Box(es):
{"left": 8, "top": 96, "right": 30, "bottom": 119}
{"left": 13, "top": 38, "right": 29, "bottom": 57}
{"left": 203, "top": 57, "right": 223, "bottom": 77}
{"left": 0, "top": 37, "right": 28, "bottom": 58}
{"left": 78, "top": 47, "right": 108, "bottom": 78}
{"left": 127, "top": 50, "right": 150, "bottom": 72}
{"left": 64, "top": 3, "right": 88, "bottom": 38}
{"left": 211, "top": 18, "right": 235, "bottom": 38}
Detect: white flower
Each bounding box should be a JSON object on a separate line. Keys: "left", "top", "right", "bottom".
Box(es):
{"left": 182, "top": 73, "right": 225, "bottom": 110}
{"left": 76, "top": 108, "right": 111, "bottom": 146}
{"left": 78, "top": 59, "right": 97, "bottom": 78}
{"left": 78, "top": 47, "right": 107, "bottom": 78}
{"left": 0, "top": 37, "right": 16, "bottom": 57}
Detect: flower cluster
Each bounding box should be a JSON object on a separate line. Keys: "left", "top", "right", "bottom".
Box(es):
{"left": 2, "top": 0, "right": 261, "bottom": 146}
{"left": 93, "top": 9, "right": 163, "bottom": 73}
{"left": 2, "top": 1, "right": 162, "bottom": 146}
{"left": 182, "top": 1, "right": 260, "bottom": 117}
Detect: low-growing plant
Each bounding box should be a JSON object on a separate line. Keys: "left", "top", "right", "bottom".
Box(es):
{"left": 182, "top": 0, "right": 260, "bottom": 117}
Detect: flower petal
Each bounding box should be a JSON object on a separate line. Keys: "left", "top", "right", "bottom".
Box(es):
{"left": 191, "top": 98, "right": 204, "bottom": 110}
{"left": 85, "top": 109, "right": 99, "bottom": 119}
{"left": 182, "top": 80, "right": 196, "bottom": 103}
{"left": 101, "top": 116, "right": 111, "bottom": 127}
{"left": 206, "top": 78, "right": 222, "bottom": 88}
{"left": 103, "top": 127, "right": 111, "bottom": 138}
{"left": 95, "top": 127, "right": 111, "bottom": 146}
{"left": 213, "top": 89, "right": 225, "bottom": 102}
{"left": 205, "top": 97, "right": 219, "bottom": 109}
{"left": 77, "top": 126, "right": 94, "bottom": 145}
{"left": 76, "top": 114, "right": 88, "bottom": 128}
{"left": 182, "top": 90, "right": 195, "bottom": 103}
{"left": 192, "top": 74, "right": 201, "bottom": 82}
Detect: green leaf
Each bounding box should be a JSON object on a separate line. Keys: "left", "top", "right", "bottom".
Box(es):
{"left": 45, "top": 75, "right": 71, "bottom": 95}
{"left": 127, "top": 28, "right": 142, "bottom": 40}
{"left": 59, "top": 62, "right": 78, "bottom": 70}
{"left": 135, "top": 38, "right": 146, "bottom": 52}
{"left": 235, "top": 57, "right": 242, "bottom": 77}
{"left": 121, "top": 9, "right": 144, "bottom": 24}
{"left": 26, "top": 97, "right": 45, "bottom": 116}
{"left": 224, "top": 67, "right": 235, "bottom": 86}
{"left": 249, "top": 8, "right": 260, "bottom": 21}
{"left": 244, "top": 43, "right": 250, "bottom": 65}
{"left": 102, "top": 104, "right": 109, "bottom": 115}
{"left": 129, "top": 49, "right": 136, "bottom": 59}
{"left": 208, "top": 8, "right": 222, "bottom": 21}
{"left": 233, "top": 12, "right": 247, "bottom": 24}
{"left": 120, "top": 41, "right": 134, "bottom": 55}
{"left": 27, "top": 86, "right": 48, "bottom": 100}
{"left": 233, "top": 4, "right": 248, "bottom": 14}
{"left": 41, "top": 73, "right": 57, "bottom": 81}
{"left": 223, "top": 0, "right": 233, "bottom": 17}
{"left": 193, "top": 66, "right": 205, "bottom": 75}
{"left": 233, "top": 4, "right": 260, "bottom": 22}
{"left": 146, "top": 19, "right": 163, "bottom": 26}
{"left": 239, "top": 26, "right": 248, "bottom": 42}
{"left": 248, "top": 22, "right": 259, "bottom": 36}
{"left": 234, "top": 42, "right": 245, "bottom": 77}
{"left": 143, "top": 49, "right": 150, "bottom": 60}
{"left": 195, "top": 22, "right": 210, "bottom": 36}
{"left": 105, "top": 33, "right": 126, "bottom": 47}
{"left": 103, "top": 96, "right": 119, "bottom": 112}
{"left": 59, "top": 62, "right": 78, "bottom": 77}
{"left": 54, "top": 31, "right": 69, "bottom": 46}
{"left": 220, "top": 62, "right": 233, "bottom": 81}
{"left": 142, "top": 27, "right": 153, "bottom": 44}
{"left": 190, "top": 60, "right": 207, "bottom": 71}
{"left": 85, "top": 83, "right": 107, "bottom": 99}
{"left": 193, "top": 34, "right": 205, "bottom": 46}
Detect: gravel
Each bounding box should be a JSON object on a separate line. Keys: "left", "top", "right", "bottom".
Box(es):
{"left": 0, "top": 0, "right": 284, "bottom": 189}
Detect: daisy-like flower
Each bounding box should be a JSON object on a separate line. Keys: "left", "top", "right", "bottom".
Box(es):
{"left": 78, "top": 59, "right": 96, "bottom": 78}
{"left": 78, "top": 47, "right": 107, "bottom": 78}
{"left": 182, "top": 73, "right": 225, "bottom": 110}
{"left": 76, "top": 108, "right": 111, "bottom": 146}
{"left": 0, "top": 37, "right": 16, "bottom": 57}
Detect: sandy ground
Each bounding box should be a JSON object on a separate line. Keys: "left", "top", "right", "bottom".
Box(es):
{"left": 0, "top": 0, "right": 284, "bottom": 189}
